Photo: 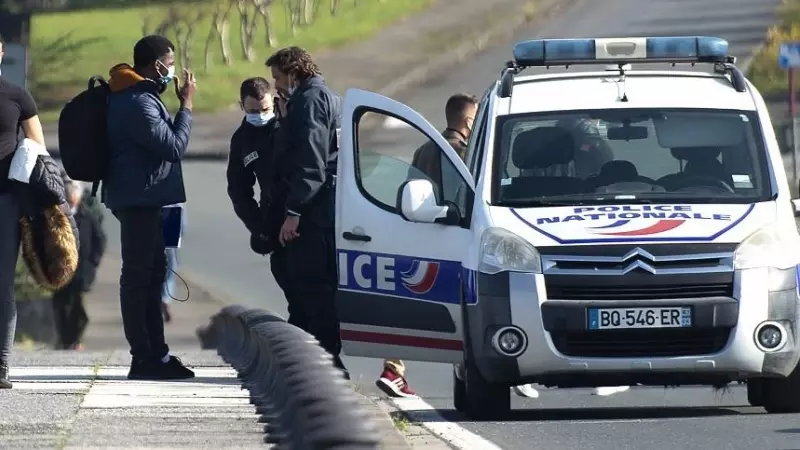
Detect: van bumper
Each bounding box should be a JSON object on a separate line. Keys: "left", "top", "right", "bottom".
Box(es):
{"left": 464, "top": 268, "right": 800, "bottom": 386}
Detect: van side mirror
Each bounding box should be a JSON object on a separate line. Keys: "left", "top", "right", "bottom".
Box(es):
{"left": 793, "top": 199, "right": 800, "bottom": 218}
{"left": 397, "top": 179, "right": 460, "bottom": 225}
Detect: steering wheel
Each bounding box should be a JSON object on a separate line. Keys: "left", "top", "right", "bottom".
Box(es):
{"left": 671, "top": 175, "right": 735, "bottom": 194}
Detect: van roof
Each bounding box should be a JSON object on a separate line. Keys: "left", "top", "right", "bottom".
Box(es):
{"left": 499, "top": 71, "right": 757, "bottom": 115}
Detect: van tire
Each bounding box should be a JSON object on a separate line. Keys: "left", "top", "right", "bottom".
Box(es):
{"left": 761, "top": 364, "right": 800, "bottom": 413}
{"left": 746, "top": 379, "right": 764, "bottom": 407}
{"left": 463, "top": 358, "right": 511, "bottom": 420}
{"left": 453, "top": 365, "right": 467, "bottom": 412}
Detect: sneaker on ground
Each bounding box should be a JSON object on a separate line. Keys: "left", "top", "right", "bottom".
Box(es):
{"left": 127, "top": 356, "right": 195, "bottom": 380}
{"left": 0, "top": 362, "right": 11, "bottom": 389}
{"left": 376, "top": 368, "right": 417, "bottom": 398}
{"left": 593, "top": 386, "right": 630, "bottom": 396}
{"left": 512, "top": 384, "right": 540, "bottom": 398}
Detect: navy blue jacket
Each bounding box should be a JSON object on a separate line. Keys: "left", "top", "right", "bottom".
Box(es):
{"left": 278, "top": 75, "right": 341, "bottom": 227}
{"left": 103, "top": 64, "right": 191, "bottom": 210}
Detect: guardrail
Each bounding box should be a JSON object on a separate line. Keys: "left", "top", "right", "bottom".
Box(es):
{"left": 198, "top": 305, "right": 381, "bottom": 449}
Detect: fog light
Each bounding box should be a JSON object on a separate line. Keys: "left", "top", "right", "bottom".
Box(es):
{"left": 758, "top": 325, "right": 782, "bottom": 349}
{"left": 754, "top": 322, "right": 787, "bottom": 352}
{"left": 491, "top": 326, "right": 527, "bottom": 357}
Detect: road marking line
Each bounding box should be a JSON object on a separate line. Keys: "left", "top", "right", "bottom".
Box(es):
{"left": 390, "top": 397, "right": 503, "bottom": 450}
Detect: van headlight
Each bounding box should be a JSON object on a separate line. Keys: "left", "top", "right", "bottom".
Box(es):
{"left": 733, "top": 223, "right": 800, "bottom": 270}
{"left": 478, "top": 227, "right": 542, "bottom": 274}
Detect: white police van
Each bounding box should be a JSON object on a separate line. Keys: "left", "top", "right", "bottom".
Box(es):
{"left": 334, "top": 36, "right": 800, "bottom": 419}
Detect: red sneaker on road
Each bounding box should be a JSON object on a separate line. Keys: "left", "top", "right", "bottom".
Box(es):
{"left": 376, "top": 368, "right": 417, "bottom": 398}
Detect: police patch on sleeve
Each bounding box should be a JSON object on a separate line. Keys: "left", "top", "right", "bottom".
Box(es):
{"left": 243, "top": 151, "right": 259, "bottom": 167}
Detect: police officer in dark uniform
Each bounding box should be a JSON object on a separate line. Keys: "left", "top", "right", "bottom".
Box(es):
{"left": 226, "top": 77, "right": 282, "bottom": 256}
{"left": 265, "top": 46, "right": 346, "bottom": 377}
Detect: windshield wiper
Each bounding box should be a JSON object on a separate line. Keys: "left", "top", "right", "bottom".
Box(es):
{"left": 496, "top": 195, "right": 656, "bottom": 207}
{"left": 495, "top": 198, "right": 579, "bottom": 207}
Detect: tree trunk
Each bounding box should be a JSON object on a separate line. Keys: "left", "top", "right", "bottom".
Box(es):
{"left": 236, "top": 0, "right": 256, "bottom": 62}
{"left": 301, "top": 0, "right": 313, "bottom": 25}
{"left": 203, "top": 24, "right": 217, "bottom": 72}
{"left": 218, "top": 15, "right": 233, "bottom": 65}
{"left": 255, "top": 1, "right": 277, "bottom": 47}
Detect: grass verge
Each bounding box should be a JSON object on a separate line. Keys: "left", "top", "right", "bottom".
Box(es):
{"left": 30, "top": 0, "right": 432, "bottom": 121}
{"left": 746, "top": 0, "right": 800, "bottom": 98}
{"left": 390, "top": 411, "right": 411, "bottom": 432}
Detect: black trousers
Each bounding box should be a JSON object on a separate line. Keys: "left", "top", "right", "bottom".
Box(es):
{"left": 271, "top": 224, "right": 343, "bottom": 363}
{"left": 115, "top": 207, "right": 169, "bottom": 362}
{"left": 52, "top": 285, "right": 88, "bottom": 349}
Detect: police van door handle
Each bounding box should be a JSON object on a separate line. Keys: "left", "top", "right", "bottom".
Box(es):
{"left": 342, "top": 231, "right": 371, "bottom": 242}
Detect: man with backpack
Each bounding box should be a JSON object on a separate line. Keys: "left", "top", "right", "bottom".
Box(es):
{"left": 102, "top": 35, "right": 196, "bottom": 380}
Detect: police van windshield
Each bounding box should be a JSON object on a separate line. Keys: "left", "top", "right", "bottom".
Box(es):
{"left": 492, "top": 109, "right": 773, "bottom": 206}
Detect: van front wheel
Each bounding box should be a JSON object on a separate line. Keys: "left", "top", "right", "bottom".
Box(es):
{"left": 761, "top": 365, "right": 800, "bottom": 413}
{"left": 462, "top": 358, "right": 510, "bottom": 420}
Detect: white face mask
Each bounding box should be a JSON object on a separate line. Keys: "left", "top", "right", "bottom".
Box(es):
{"left": 246, "top": 112, "right": 275, "bottom": 127}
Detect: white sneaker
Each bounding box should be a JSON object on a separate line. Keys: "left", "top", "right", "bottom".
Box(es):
{"left": 512, "top": 384, "right": 540, "bottom": 398}
{"left": 593, "top": 386, "right": 630, "bottom": 396}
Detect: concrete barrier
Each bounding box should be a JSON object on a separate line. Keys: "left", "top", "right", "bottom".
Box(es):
{"left": 200, "top": 305, "right": 381, "bottom": 449}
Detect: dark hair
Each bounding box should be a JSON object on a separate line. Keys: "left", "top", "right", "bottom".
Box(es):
{"left": 445, "top": 93, "right": 478, "bottom": 126}
{"left": 240, "top": 77, "right": 273, "bottom": 101}
{"left": 133, "top": 35, "right": 175, "bottom": 69}
{"left": 265, "top": 46, "right": 321, "bottom": 80}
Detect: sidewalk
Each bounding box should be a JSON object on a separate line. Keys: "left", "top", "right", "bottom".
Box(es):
{"left": 43, "top": 0, "right": 566, "bottom": 157}
{"left": 2, "top": 255, "right": 420, "bottom": 448}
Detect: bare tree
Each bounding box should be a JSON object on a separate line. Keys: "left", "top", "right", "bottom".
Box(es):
{"left": 204, "top": 0, "right": 235, "bottom": 71}
{"left": 253, "top": 0, "right": 278, "bottom": 48}
{"left": 177, "top": 8, "right": 207, "bottom": 69}
{"left": 329, "top": 0, "right": 340, "bottom": 16}
{"left": 282, "top": 0, "right": 321, "bottom": 34}
{"left": 236, "top": 0, "right": 259, "bottom": 61}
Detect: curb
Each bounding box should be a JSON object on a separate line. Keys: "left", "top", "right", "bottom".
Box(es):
{"left": 48, "top": 0, "right": 573, "bottom": 162}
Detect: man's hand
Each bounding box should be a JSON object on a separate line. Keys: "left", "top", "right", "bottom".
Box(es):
{"left": 279, "top": 215, "right": 300, "bottom": 246}
{"left": 176, "top": 68, "right": 197, "bottom": 110}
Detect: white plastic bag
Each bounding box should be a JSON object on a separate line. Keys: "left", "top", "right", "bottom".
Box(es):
{"left": 8, "top": 138, "right": 49, "bottom": 184}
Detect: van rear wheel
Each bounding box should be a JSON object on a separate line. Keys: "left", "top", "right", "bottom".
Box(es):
{"left": 462, "top": 358, "right": 510, "bottom": 420}
{"left": 453, "top": 365, "right": 467, "bottom": 412}
{"left": 761, "top": 364, "right": 800, "bottom": 413}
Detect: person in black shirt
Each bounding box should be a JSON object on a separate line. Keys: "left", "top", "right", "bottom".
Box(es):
{"left": 0, "top": 37, "right": 47, "bottom": 389}
{"left": 266, "top": 47, "right": 346, "bottom": 377}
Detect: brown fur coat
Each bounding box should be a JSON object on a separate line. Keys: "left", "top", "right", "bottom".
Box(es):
{"left": 14, "top": 154, "right": 80, "bottom": 291}
{"left": 19, "top": 204, "right": 79, "bottom": 291}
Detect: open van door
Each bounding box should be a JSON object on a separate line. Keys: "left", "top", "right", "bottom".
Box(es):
{"left": 336, "top": 88, "right": 475, "bottom": 363}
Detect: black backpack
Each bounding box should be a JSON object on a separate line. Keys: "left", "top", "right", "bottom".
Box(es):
{"left": 58, "top": 76, "right": 110, "bottom": 196}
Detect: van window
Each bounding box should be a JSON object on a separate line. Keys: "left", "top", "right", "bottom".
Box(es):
{"left": 491, "top": 109, "right": 771, "bottom": 205}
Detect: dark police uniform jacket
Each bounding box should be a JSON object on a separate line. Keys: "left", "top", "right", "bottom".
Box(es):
{"left": 274, "top": 75, "right": 341, "bottom": 229}
{"left": 226, "top": 117, "right": 282, "bottom": 236}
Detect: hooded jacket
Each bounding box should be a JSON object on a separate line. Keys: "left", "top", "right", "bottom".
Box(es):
{"left": 102, "top": 63, "right": 191, "bottom": 210}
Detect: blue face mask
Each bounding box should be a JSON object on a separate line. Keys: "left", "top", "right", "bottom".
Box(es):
{"left": 158, "top": 64, "right": 175, "bottom": 85}
{"left": 246, "top": 112, "right": 275, "bottom": 127}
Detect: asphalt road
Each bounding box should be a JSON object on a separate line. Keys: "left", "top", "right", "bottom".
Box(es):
{"left": 100, "top": 0, "right": 797, "bottom": 448}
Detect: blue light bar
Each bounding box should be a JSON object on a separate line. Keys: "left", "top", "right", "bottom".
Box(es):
{"left": 512, "top": 36, "right": 730, "bottom": 66}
